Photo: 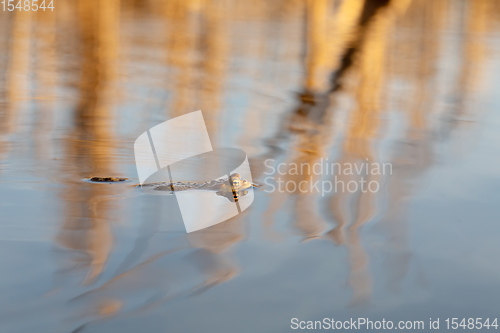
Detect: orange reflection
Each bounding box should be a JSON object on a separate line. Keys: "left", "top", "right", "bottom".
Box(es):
{"left": 55, "top": 0, "right": 121, "bottom": 286}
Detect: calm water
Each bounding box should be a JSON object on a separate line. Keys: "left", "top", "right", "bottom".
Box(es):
{"left": 1, "top": 1, "right": 500, "bottom": 332}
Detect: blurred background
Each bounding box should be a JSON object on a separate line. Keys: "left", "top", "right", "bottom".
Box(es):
{"left": 1, "top": 0, "right": 500, "bottom": 332}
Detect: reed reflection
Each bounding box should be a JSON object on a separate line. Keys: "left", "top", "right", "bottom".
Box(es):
{"left": 57, "top": 2, "right": 244, "bottom": 330}
{"left": 0, "top": 11, "right": 32, "bottom": 165}
{"left": 32, "top": 10, "right": 57, "bottom": 160}
{"left": 254, "top": 0, "right": 492, "bottom": 306}
{"left": 325, "top": 0, "right": 412, "bottom": 305}
{"left": 449, "top": 0, "right": 489, "bottom": 133}
{"left": 164, "top": 0, "right": 243, "bottom": 293}
{"left": 55, "top": 0, "right": 121, "bottom": 286}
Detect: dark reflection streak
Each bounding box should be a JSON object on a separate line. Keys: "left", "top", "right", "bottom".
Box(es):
{"left": 260, "top": 0, "right": 335, "bottom": 239}
{"left": 255, "top": 2, "right": 320, "bottom": 237}
{"left": 329, "top": 0, "right": 390, "bottom": 94}
{"left": 260, "top": 0, "right": 392, "bottom": 226}
{"left": 326, "top": 0, "right": 403, "bottom": 306}
{"left": 252, "top": 0, "right": 390, "bottom": 178}
{"left": 256, "top": 0, "right": 411, "bottom": 305}
{"left": 71, "top": 324, "right": 86, "bottom": 333}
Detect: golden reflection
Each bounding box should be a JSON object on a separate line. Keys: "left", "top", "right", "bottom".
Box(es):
{"left": 76, "top": 0, "right": 120, "bottom": 140}
{"left": 304, "top": 0, "right": 330, "bottom": 92}
{"left": 163, "top": 0, "right": 229, "bottom": 139}
{"left": 259, "top": 0, "right": 340, "bottom": 240}
{"left": 32, "top": 10, "right": 57, "bottom": 160}
{"left": 452, "top": 0, "right": 490, "bottom": 128}
{"left": 197, "top": 0, "right": 229, "bottom": 138}
{"left": 163, "top": 0, "right": 198, "bottom": 117}
{"left": 162, "top": 0, "right": 242, "bottom": 292}
{"left": 2, "top": 11, "right": 32, "bottom": 138}
{"left": 58, "top": 1, "right": 242, "bottom": 326}
{"left": 327, "top": 0, "right": 411, "bottom": 305}
{"left": 56, "top": 0, "right": 121, "bottom": 286}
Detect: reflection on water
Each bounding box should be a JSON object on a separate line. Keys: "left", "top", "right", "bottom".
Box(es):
{"left": 1, "top": 0, "right": 500, "bottom": 332}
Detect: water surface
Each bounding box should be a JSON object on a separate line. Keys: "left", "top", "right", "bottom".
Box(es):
{"left": 1, "top": 1, "right": 500, "bottom": 332}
